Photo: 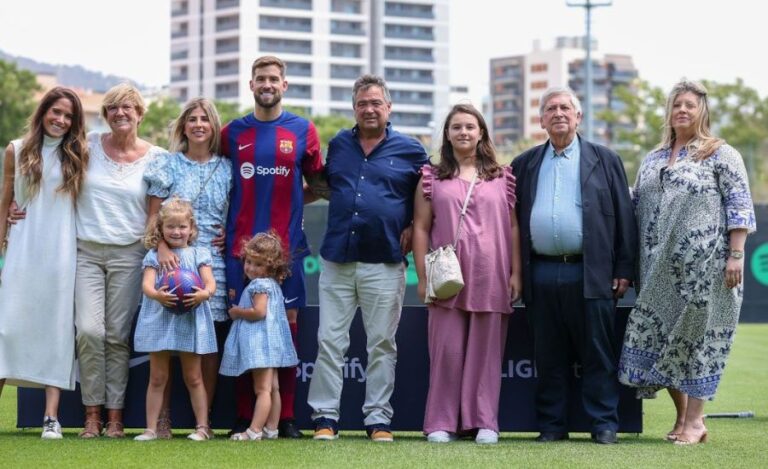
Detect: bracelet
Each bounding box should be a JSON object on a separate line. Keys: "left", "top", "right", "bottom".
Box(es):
{"left": 729, "top": 249, "right": 744, "bottom": 259}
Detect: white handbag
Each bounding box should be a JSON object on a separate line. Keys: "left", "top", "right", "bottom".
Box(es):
{"left": 424, "top": 172, "right": 478, "bottom": 303}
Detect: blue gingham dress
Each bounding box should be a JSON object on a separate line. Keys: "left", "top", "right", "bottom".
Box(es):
{"left": 219, "top": 278, "right": 298, "bottom": 375}
{"left": 134, "top": 247, "right": 217, "bottom": 354}
{"left": 144, "top": 152, "right": 232, "bottom": 321}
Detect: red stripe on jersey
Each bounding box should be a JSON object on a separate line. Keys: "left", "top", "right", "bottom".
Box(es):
{"left": 302, "top": 121, "right": 324, "bottom": 175}
{"left": 232, "top": 127, "right": 257, "bottom": 257}
{"left": 271, "top": 127, "right": 296, "bottom": 252}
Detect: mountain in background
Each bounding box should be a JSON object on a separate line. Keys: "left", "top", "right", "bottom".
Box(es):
{"left": 0, "top": 50, "right": 143, "bottom": 92}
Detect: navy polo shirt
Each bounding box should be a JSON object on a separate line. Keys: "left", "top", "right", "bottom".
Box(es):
{"left": 320, "top": 123, "right": 429, "bottom": 264}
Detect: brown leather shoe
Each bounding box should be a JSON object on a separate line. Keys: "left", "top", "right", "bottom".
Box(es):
{"left": 105, "top": 421, "right": 125, "bottom": 439}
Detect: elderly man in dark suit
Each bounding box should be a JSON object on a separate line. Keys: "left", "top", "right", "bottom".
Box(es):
{"left": 512, "top": 86, "right": 637, "bottom": 445}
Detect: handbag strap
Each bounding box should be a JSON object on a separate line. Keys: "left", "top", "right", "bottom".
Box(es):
{"left": 191, "top": 156, "right": 223, "bottom": 204}
{"left": 451, "top": 171, "right": 478, "bottom": 249}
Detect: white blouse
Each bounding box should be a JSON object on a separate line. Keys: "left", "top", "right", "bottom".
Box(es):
{"left": 76, "top": 131, "right": 165, "bottom": 245}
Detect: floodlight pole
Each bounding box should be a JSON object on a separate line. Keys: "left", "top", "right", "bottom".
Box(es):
{"left": 567, "top": 0, "right": 612, "bottom": 142}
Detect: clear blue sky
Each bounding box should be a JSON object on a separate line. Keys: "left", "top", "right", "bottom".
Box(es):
{"left": 0, "top": 0, "right": 764, "bottom": 104}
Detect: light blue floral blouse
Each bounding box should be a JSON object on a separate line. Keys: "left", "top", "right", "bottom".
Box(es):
{"left": 144, "top": 152, "right": 233, "bottom": 321}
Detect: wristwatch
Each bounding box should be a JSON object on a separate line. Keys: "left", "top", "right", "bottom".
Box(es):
{"left": 729, "top": 249, "right": 745, "bottom": 259}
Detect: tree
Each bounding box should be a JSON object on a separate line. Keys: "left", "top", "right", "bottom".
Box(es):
{"left": 0, "top": 59, "right": 40, "bottom": 150}
{"left": 139, "top": 97, "right": 181, "bottom": 149}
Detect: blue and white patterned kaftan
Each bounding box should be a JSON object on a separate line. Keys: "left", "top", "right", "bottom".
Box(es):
{"left": 618, "top": 144, "right": 756, "bottom": 399}
{"left": 144, "top": 152, "right": 232, "bottom": 321}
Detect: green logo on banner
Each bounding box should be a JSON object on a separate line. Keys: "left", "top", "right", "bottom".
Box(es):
{"left": 303, "top": 253, "right": 420, "bottom": 286}
{"left": 750, "top": 243, "right": 768, "bottom": 286}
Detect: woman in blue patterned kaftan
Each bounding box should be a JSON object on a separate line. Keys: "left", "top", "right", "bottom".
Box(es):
{"left": 143, "top": 98, "right": 232, "bottom": 434}
{"left": 618, "top": 80, "right": 756, "bottom": 445}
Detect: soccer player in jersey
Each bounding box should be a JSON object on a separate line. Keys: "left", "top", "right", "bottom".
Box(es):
{"left": 221, "top": 55, "right": 324, "bottom": 438}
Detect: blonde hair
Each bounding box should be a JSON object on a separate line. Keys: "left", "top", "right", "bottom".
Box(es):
{"left": 241, "top": 230, "right": 291, "bottom": 283}
{"left": 18, "top": 86, "right": 89, "bottom": 204}
{"left": 656, "top": 79, "right": 724, "bottom": 161}
{"left": 169, "top": 97, "right": 222, "bottom": 155}
{"left": 100, "top": 83, "right": 146, "bottom": 122}
{"left": 144, "top": 198, "right": 199, "bottom": 249}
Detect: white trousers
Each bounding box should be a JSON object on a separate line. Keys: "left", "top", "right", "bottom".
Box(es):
{"left": 308, "top": 259, "right": 405, "bottom": 426}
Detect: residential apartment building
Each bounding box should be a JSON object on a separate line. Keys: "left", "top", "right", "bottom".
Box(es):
{"left": 170, "top": 0, "right": 450, "bottom": 143}
{"left": 489, "top": 37, "right": 638, "bottom": 147}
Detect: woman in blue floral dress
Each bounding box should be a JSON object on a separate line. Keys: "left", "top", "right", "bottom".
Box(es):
{"left": 618, "top": 80, "right": 756, "bottom": 445}
{"left": 144, "top": 98, "right": 232, "bottom": 436}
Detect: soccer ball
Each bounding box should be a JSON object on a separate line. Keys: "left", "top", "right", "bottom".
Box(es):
{"left": 160, "top": 268, "right": 204, "bottom": 314}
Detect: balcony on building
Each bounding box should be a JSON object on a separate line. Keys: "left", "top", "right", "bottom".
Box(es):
{"left": 384, "top": 46, "right": 433, "bottom": 62}
{"left": 330, "top": 20, "right": 365, "bottom": 36}
{"left": 330, "top": 64, "right": 362, "bottom": 79}
{"left": 390, "top": 111, "right": 432, "bottom": 128}
{"left": 215, "top": 82, "right": 239, "bottom": 99}
{"left": 171, "top": 1, "right": 188, "bottom": 17}
{"left": 390, "top": 89, "right": 433, "bottom": 106}
{"left": 260, "top": 15, "right": 312, "bottom": 33}
{"left": 260, "top": 0, "right": 312, "bottom": 10}
{"left": 331, "top": 0, "right": 362, "bottom": 14}
{"left": 385, "top": 67, "right": 434, "bottom": 84}
{"left": 171, "top": 22, "right": 188, "bottom": 38}
{"left": 171, "top": 67, "right": 188, "bottom": 82}
{"left": 330, "top": 86, "right": 350, "bottom": 102}
{"left": 171, "top": 49, "right": 189, "bottom": 61}
{"left": 215, "top": 60, "right": 239, "bottom": 77}
{"left": 216, "top": 15, "right": 239, "bottom": 32}
{"left": 260, "top": 37, "right": 312, "bottom": 55}
{"left": 285, "top": 84, "right": 312, "bottom": 100}
{"left": 216, "top": 37, "right": 240, "bottom": 54}
{"left": 385, "top": 1, "right": 435, "bottom": 19}
{"left": 286, "top": 61, "right": 312, "bottom": 77}
{"left": 384, "top": 24, "right": 434, "bottom": 41}
{"left": 331, "top": 42, "right": 362, "bottom": 58}
{"left": 216, "top": 0, "right": 239, "bottom": 10}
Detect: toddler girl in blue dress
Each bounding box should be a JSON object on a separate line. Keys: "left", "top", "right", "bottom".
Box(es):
{"left": 220, "top": 231, "right": 298, "bottom": 441}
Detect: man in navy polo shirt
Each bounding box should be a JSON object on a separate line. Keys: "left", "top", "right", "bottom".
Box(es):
{"left": 307, "top": 74, "right": 429, "bottom": 442}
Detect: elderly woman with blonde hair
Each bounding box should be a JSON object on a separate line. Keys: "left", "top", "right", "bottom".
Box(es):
{"left": 618, "top": 80, "right": 756, "bottom": 445}
{"left": 74, "top": 83, "right": 165, "bottom": 438}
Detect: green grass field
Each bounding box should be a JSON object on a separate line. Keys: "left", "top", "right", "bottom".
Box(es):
{"left": 2, "top": 324, "right": 766, "bottom": 468}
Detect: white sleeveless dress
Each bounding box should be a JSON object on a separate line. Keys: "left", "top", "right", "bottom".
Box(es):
{"left": 0, "top": 136, "right": 77, "bottom": 389}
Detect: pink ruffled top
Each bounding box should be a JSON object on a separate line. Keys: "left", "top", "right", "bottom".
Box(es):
{"left": 421, "top": 165, "right": 517, "bottom": 314}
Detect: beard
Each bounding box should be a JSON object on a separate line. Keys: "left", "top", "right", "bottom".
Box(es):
{"left": 254, "top": 92, "right": 282, "bottom": 109}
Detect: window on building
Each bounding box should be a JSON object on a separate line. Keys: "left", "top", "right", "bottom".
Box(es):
{"left": 530, "top": 63, "right": 548, "bottom": 73}
{"left": 331, "top": 0, "right": 361, "bottom": 13}
{"left": 171, "top": 21, "right": 188, "bottom": 38}
{"left": 330, "top": 19, "right": 365, "bottom": 35}
{"left": 216, "top": 0, "right": 239, "bottom": 9}
{"left": 331, "top": 42, "right": 362, "bottom": 58}
{"left": 330, "top": 64, "right": 362, "bottom": 79}
{"left": 384, "top": 67, "right": 433, "bottom": 84}
{"left": 285, "top": 84, "right": 312, "bottom": 99}
{"left": 530, "top": 98, "right": 539, "bottom": 108}
{"left": 330, "top": 86, "right": 350, "bottom": 101}
{"left": 390, "top": 112, "right": 431, "bottom": 127}
{"left": 286, "top": 61, "right": 312, "bottom": 77}
{"left": 260, "top": 15, "right": 312, "bottom": 32}
{"left": 385, "top": 1, "right": 434, "bottom": 19}
{"left": 384, "top": 46, "right": 433, "bottom": 62}
{"left": 215, "top": 82, "right": 239, "bottom": 99}
{"left": 172, "top": 1, "right": 189, "bottom": 16}
{"left": 260, "top": 0, "right": 311, "bottom": 10}
{"left": 384, "top": 23, "right": 433, "bottom": 40}
{"left": 215, "top": 15, "right": 239, "bottom": 32}
{"left": 260, "top": 37, "right": 312, "bottom": 55}
{"left": 531, "top": 80, "right": 548, "bottom": 90}
{"left": 216, "top": 37, "right": 239, "bottom": 54}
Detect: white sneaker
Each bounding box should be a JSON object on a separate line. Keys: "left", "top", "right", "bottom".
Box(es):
{"left": 263, "top": 427, "right": 279, "bottom": 440}
{"left": 427, "top": 430, "right": 457, "bottom": 443}
{"left": 475, "top": 428, "right": 498, "bottom": 444}
{"left": 41, "top": 417, "right": 63, "bottom": 440}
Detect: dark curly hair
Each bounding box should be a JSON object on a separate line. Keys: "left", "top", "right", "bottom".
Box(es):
{"left": 241, "top": 230, "right": 291, "bottom": 283}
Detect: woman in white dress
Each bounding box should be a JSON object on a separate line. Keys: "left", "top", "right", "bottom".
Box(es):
{"left": 0, "top": 87, "right": 89, "bottom": 439}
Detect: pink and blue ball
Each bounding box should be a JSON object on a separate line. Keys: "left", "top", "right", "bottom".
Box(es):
{"left": 161, "top": 268, "right": 204, "bottom": 314}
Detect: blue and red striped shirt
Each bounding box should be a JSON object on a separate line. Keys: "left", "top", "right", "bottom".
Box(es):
{"left": 221, "top": 111, "right": 323, "bottom": 297}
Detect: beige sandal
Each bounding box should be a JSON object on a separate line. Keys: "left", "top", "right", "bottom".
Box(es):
{"left": 188, "top": 424, "right": 213, "bottom": 441}
{"left": 79, "top": 418, "right": 103, "bottom": 439}
{"left": 105, "top": 421, "right": 125, "bottom": 438}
